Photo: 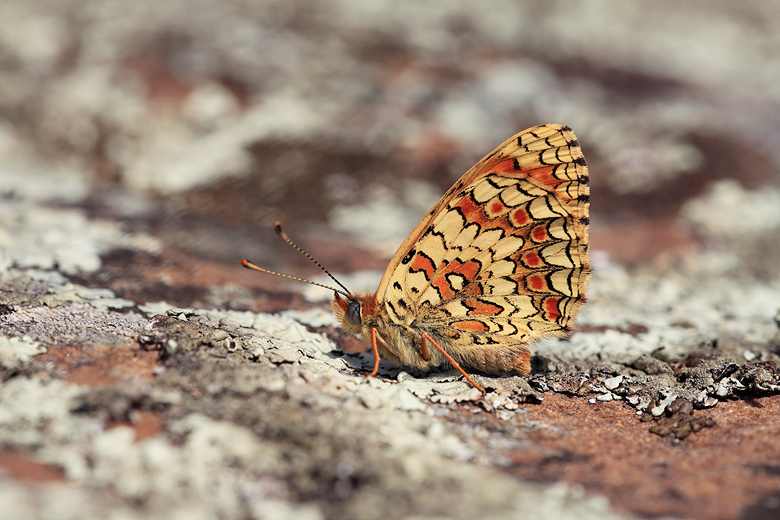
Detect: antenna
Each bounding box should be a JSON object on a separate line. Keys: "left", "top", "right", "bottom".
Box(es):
{"left": 241, "top": 222, "right": 352, "bottom": 298}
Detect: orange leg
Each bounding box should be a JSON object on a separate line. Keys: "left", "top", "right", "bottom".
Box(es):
{"left": 422, "top": 333, "right": 485, "bottom": 393}
{"left": 367, "top": 327, "right": 381, "bottom": 377}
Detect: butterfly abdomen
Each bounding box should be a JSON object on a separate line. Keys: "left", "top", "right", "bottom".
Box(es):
{"left": 455, "top": 343, "right": 532, "bottom": 375}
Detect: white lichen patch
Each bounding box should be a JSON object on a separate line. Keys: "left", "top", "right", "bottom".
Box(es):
{"left": 50, "top": 284, "right": 136, "bottom": 309}
{"left": 681, "top": 179, "right": 780, "bottom": 237}
{"left": 0, "top": 336, "right": 45, "bottom": 370}
{"left": 0, "top": 267, "right": 133, "bottom": 309}
{"left": 0, "top": 201, "right": 161, "bottom": 276}
{"left": 279, "top": 308, "right": 337, "bottom": 328}
{"left": 0, "top": 378, "right": 87, "bottom": 447}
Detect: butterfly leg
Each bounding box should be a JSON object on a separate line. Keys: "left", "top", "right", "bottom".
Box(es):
{"left": 421, "top": 333, "right": 485, "bottom": 393}
{"left": 367, "top": 327, "right": 381, "bottom": 377}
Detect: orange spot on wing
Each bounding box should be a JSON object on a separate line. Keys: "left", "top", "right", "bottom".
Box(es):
{"left": 532, "top": 225, "right": 548, "bottom": 242}
{"left": 489, "top": 200, "right": 505, "bottom": 216}
{"left": 493, "top": 157, "right": 518, "bottom": 174}
{"left": 523, "top": 251, "right": 541, "bottom": 267}
{"left": 453, "top": 320, "right": 490, "bottom": 332}
{"left": 410, "top": 253, "right": 435, "bottom": 280}
{"left": 430, "top": 259, "right": 483, "bottom": 300}
{"left": 527, "top": 165, "right": 565, "bottom": 188}
{"left": 462, "top": 284, "right": 483, "bottom": 296}
{"left": 455, "top": 194, "right": 494, "bottom": 227}
{"left": 527, "top": 274, "right": 546, "bottom": 291}
{"left": 464, "top": 298, "right": 503, "bottom": 316}
{"left": 431, "top": 275, "right": 455, "bottom": 300}
{"left": 511, "top": 207, "right": 529, "bottom": 226}
{"left": 454, "top": 196, "right": 480, "bottom": 220}
{"left": 544, "top": 296, "right": 561, "bottom": 321}
{"left": 449, "top": 259, "right": 480, "bottom": 280}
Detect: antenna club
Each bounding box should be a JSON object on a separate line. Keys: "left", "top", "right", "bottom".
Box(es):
{"left": 241, "top": 259, "right": 250, "bottom": 268}
{"left": 274, "top": 222, "right": 283, "bottom": 236}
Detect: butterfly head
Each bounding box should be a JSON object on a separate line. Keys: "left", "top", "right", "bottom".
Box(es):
{"left": 332, "top": 292, "right": 379, "bottom": 336}
{"left": 332, "top": 293, "right": 362, "bottom": 335}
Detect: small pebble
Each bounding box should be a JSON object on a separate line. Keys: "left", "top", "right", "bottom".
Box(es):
{"left": 603, "top": 375, "right": 624, "bottom": 390}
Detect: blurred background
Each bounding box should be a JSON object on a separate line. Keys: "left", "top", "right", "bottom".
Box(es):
{"left": 2, "top": 0, "right": 780, "bottom": 310}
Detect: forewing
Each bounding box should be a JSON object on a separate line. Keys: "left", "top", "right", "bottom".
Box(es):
{"left": 376, "top": 123, "right": 590, "bottom": 344}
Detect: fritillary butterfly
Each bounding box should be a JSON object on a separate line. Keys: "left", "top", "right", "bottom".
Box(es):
{"left": 243, "top": 124, "right": 590, "bottom": 392}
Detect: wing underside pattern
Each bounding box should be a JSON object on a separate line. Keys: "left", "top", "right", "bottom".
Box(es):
{"left": 377, "top": 124, "right": 590, "bottom": 348}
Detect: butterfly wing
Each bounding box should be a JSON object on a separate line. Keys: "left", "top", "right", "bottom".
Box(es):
{"left": 375, "top": 124, "right": 590, "bottom": 370}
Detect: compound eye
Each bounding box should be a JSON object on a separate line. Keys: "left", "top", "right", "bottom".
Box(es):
{"left": 346, "top": 300, "right": 362, "bottom": 326}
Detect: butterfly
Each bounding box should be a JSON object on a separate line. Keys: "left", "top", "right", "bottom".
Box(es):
{"left": 243, "top": 124, "right": 590, "bottom": 393}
